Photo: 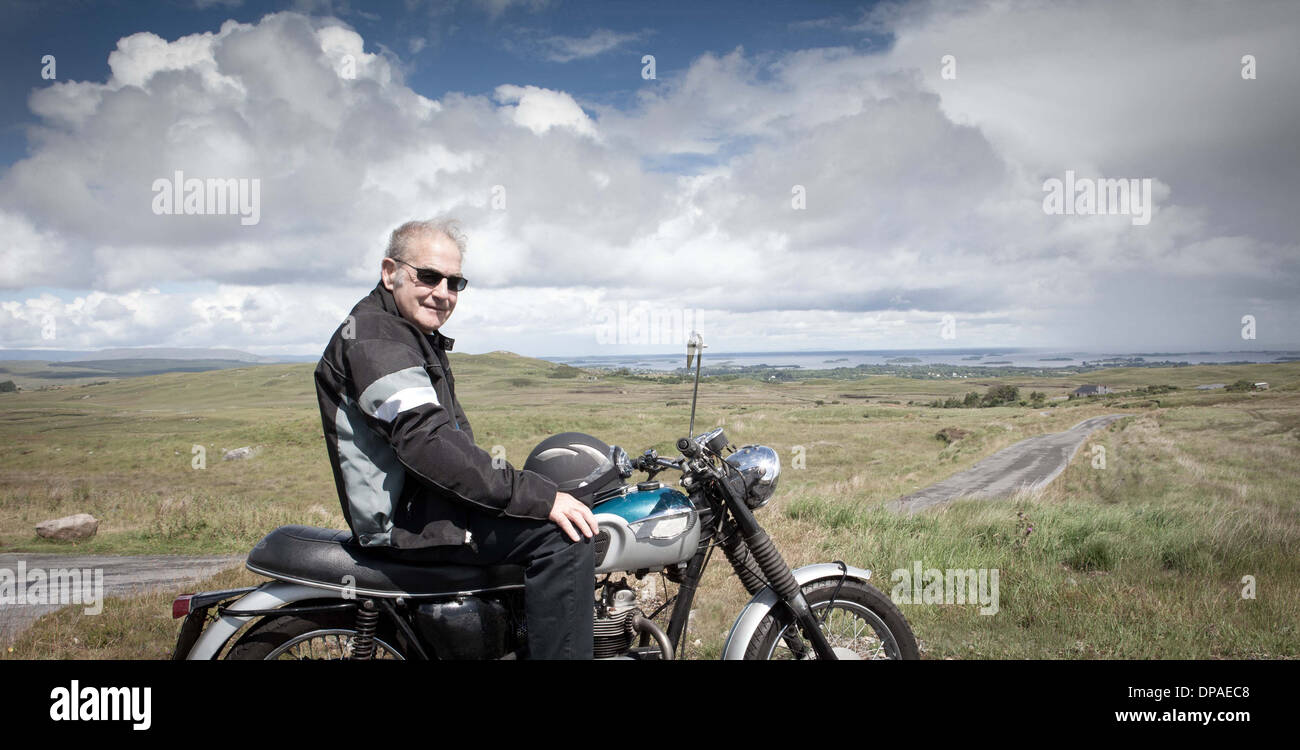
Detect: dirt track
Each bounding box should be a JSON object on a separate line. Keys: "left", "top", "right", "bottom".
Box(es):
{"left": 0, "top": 552, "right": 244, "bottom": 644}
{"left": 886, "top": 414, "right": 1130, "bottom": 515}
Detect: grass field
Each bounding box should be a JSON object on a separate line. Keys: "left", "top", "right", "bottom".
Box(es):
{"left": 2, "top": 354, "right": 1298, "bottom": 659}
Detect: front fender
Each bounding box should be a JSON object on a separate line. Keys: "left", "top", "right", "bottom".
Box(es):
{"left": 186, "top": 582, "right": 345, "bottom": 660}
{"left": 720, "top": 562, "right": 872, "bottom": 660}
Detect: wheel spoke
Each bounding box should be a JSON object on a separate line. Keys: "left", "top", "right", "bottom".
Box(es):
{"left": 264, "top": 629, "right": 404, "bottom": 661}
{"left": 761, "top": 592, "right": 904, "bottom": 660}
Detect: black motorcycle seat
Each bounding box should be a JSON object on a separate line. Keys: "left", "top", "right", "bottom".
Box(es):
{"left": 245, "top": 525, "right": 525, "bottom": 597}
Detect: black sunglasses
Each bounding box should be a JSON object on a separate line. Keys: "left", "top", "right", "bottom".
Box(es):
{"left": 394, "top": 259, "right": 468, "bottom": 292}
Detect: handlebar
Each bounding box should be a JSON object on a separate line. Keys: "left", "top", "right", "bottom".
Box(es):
{"left": 676, "top": 437, "right": 697, "bottom": 457}
{"left": 631, "top": 454, "right": 683, "bottom": 472}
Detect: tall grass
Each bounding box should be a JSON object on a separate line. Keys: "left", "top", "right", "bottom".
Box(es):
{"left": 2, "top": 359, "right": 1297, "bottom": 658}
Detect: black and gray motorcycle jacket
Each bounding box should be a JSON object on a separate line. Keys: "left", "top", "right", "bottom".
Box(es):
{"left": 314, "top": 281, "right": 558, "bottom": 549}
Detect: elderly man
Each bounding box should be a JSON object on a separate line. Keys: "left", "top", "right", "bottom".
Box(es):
{"left": 314, "top": 218, "right": 597, "bottom": 659}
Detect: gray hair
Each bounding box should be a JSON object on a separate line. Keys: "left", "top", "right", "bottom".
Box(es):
{"left": 385, "top": 218, "right": 467, "bottom": 286}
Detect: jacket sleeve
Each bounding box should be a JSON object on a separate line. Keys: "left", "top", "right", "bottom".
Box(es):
{"left": 450, "top": 388, "right": 475, "bottom": 444}
{"left": 343, "top": 336, "right": 556, "bottom": 521}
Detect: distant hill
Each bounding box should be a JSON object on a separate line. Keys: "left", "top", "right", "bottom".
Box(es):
{"left": 45, "top": 358, "right": 270, "bottom": 377}
{"left": 0, "top": 347, "right": 315, "bottom": 389}
{"left": 0, "top": 347, "right": 317, "bottom": 363}
{"left": 0, "top": 357, "right": 290, "bottom": 388}
{"left": 0, "top": 348, "right": 584, "bottom": 390}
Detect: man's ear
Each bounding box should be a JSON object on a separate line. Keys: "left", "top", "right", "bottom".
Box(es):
{"left": 380, "top": 260, "right": 396, "bottom": 292}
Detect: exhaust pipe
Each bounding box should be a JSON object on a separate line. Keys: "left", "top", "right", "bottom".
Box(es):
{"left": 632, "top": 614, "right": 674, "bottom": 660}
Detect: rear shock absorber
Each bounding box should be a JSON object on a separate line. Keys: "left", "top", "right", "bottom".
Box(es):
{"left": 351, "top": 599, "right": 378, "bottom": 660}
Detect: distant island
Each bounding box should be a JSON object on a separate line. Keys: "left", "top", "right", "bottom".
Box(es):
{"left": 886, "top": 357, "right": 922, "bottom": 363}
{"left": 0, "top": 346, "right": 313, "bottom": 363}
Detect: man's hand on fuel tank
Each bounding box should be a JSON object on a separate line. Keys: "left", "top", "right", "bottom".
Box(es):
{"left": 549, "top": 491, "right": 596, "bottom": 542}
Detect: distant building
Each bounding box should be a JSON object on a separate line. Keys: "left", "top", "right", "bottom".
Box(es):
{"left": 1072, "top": 385, "right": 1112, "bottom": 397}
{"left": 1255, "top": 382, "right": 1269, "bottom": 390}
{"left": 1195, "top": 383, "right": 1226, "bottom": 390}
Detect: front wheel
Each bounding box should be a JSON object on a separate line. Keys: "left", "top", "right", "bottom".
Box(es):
{"left": 743, "top": 578, "right": 919, "bottom": 660}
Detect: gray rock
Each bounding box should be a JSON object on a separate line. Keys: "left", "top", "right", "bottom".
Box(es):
{"left": 223, "top": 446, "right": 254, "bottom": 461}
{"left": 35, "top": 513, "right": 99, "bottom": 541}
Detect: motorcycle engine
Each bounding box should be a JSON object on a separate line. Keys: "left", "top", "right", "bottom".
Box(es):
{"left": 593, "top": 582, "right": 642, "bottom": 658}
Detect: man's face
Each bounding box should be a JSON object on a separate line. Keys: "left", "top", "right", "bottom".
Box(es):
{"left": 381, "top": 232, "right": 461, "bottom": 334}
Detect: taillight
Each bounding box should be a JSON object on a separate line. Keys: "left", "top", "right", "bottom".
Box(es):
{"left": 172, "top": 594, "right": 194, "bottom": 619}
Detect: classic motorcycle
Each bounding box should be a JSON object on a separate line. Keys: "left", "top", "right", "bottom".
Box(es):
{"left": 170, "top": 334, "right": 918, "bottom": 660}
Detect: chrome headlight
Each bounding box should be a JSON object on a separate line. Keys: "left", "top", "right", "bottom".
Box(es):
{"left": 724, "top": 444, "right": 780, "bottom": 509}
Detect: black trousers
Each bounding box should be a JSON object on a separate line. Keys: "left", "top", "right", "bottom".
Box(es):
{"left": 385, "top": 513, "right": 595, "bottom": 660}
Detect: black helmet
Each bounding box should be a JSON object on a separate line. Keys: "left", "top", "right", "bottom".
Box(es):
{"left": 523, "top": 432, "right": 629, "bottom": 506}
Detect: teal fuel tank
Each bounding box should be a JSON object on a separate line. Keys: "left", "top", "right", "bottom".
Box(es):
{"left": 591, "top": 484, "right": 701, "bottom": 574}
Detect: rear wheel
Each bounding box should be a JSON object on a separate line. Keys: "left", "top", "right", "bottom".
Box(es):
{"left": 743, "top": 578, "right": 919, "bottom": 660}
{"left": 224, "top": 608, "right": 407, "bottom": 660}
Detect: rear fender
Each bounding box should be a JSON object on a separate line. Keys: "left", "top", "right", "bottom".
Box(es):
{"left": 170, "top": 587, "right": 258, "bottom": 660}
{"left": 185, "top": 582, "right": 348, "bottom": 660}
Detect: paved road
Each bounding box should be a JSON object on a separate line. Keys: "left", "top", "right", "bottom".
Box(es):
{"left": 886, "top": 414, "right": 1130, "bottom": 515}
{"left": 0, "top": 552, "right": 244, "bottom": 644}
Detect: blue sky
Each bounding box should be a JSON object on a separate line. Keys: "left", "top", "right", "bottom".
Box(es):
{"left": 0, "top": 0, "right": 1297, "bottom": 357}
{"left": 0, "top": 1, "right": 888, "bottom": 167}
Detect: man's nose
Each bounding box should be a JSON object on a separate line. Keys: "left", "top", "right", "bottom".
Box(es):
{"left": 430, "top": 280, "right": 454, "bottom": 301}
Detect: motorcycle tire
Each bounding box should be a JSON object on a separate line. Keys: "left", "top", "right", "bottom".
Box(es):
{"left": 743, "top": 578, "right": 920, "bottom": 660}
{"left": 224, "top": 607, "right": 408, "bottom": 660}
